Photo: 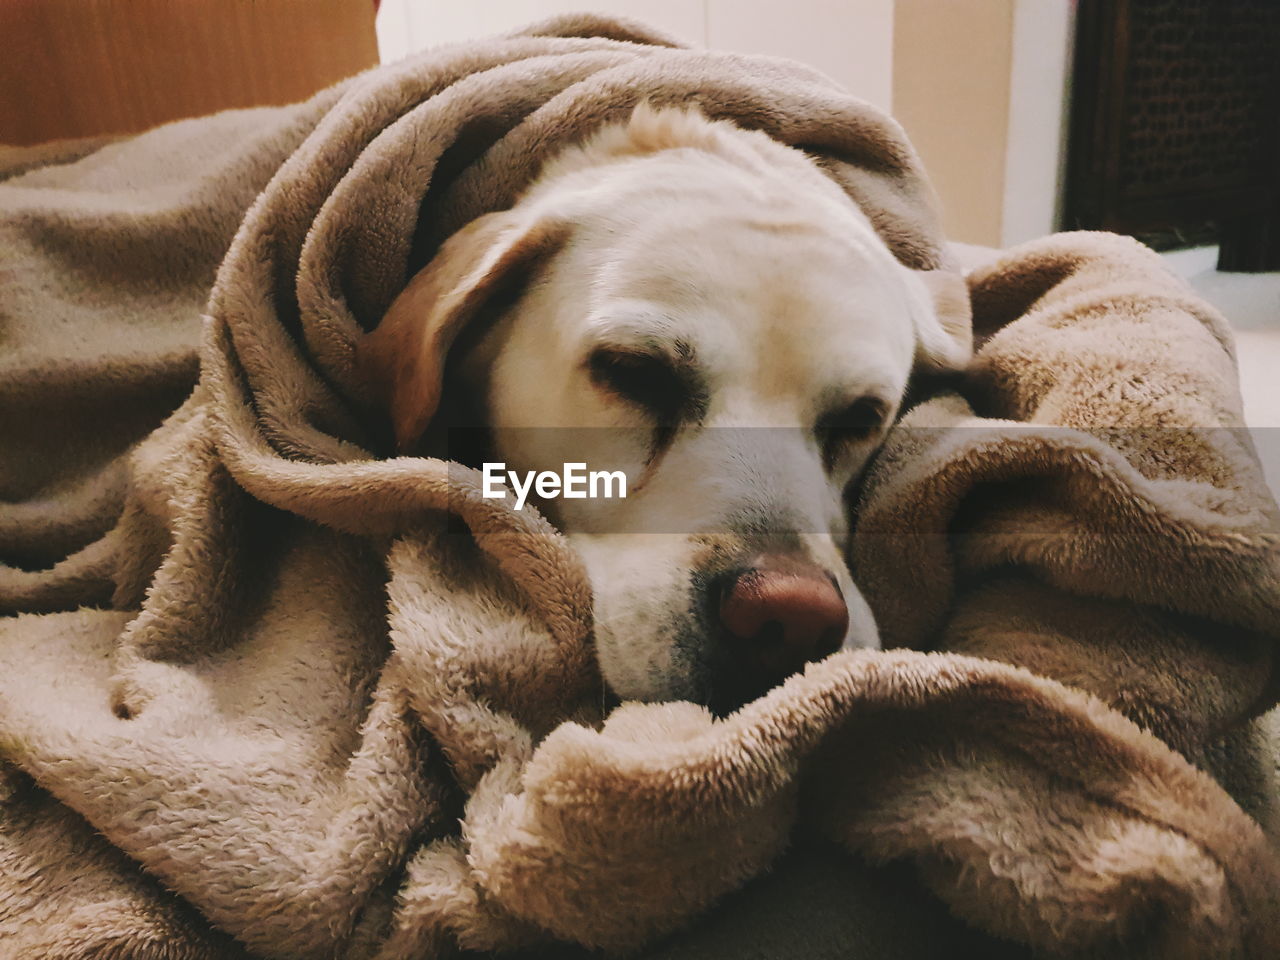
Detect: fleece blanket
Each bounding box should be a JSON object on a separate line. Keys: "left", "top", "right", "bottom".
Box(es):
{"left": 2, "top": 14, "right": 1278, "bottom": 960}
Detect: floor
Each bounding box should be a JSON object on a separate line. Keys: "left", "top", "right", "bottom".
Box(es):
{"left": 1161, "top": 247, "right": 1279, "bottom": 500}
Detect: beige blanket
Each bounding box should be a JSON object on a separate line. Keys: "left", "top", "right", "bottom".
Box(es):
{"left": 1, "top": 15, "right": 1277, "bottom": 960}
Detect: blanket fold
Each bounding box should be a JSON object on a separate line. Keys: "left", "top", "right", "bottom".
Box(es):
{"left": 2, "top": 14, "right": 1277, "bottom": 960}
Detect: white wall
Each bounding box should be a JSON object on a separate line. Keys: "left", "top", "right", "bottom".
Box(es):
{"left": 705, "top": 0, "right": 894, "bottom": 109}
{"left": 1001, "top": 0, "right": 1073, "bottom": 247}
{"left": 376, "top": 1, "right": 1072, "bottom": 245}
{"left": 376, "top": 0, "right": 894, "bottom": 108}
{"left": 376, "top": 1, "right": 702, "bottom": 63}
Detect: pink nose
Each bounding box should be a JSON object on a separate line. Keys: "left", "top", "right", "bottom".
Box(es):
{"left": 717, "top": 557, "right": 848, "bottom": 703}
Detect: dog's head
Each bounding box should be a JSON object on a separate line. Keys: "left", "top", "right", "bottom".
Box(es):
{"left": 362, "top": 107, "right": 970, "bottom": 714}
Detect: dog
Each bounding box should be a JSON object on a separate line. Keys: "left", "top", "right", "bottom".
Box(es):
{"left": 360, "top": 105, "right": 970, "bottom": 715}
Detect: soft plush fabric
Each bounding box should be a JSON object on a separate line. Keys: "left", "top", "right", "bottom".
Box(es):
{"left": 1, "top": 14, "right": 1277, "bottom": 960}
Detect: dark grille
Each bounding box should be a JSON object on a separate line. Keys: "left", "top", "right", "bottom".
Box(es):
{"left": 1065, "top": 0, "right": 1280, "bottom": 268}
{"left": 1120, "top": 0, "right": 1278, "bottom": 194}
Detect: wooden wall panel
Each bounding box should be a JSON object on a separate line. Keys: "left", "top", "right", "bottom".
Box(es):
{"left": 0, "top": 0, "right": 378, "bottom": 146}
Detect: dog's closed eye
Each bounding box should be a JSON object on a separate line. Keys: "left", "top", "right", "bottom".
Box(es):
{"left": 586, "top": 347, "right": 694, "bottom": 424}
{"left": 817, "top": 396, "right": 888, "bottom": 468}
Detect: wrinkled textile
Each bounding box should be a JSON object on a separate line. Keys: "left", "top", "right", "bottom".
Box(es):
{"left": 1, "top": 15, "right": 1277, "bottom": 960}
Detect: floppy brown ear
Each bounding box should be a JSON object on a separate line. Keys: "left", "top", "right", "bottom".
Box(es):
{"left": 358, "top": 210, "right": 565, "bottom": 452}
{"left": 911, "top": 269, "right": 974, "bottom": 374}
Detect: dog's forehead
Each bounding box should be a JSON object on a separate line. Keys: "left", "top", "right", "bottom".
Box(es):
{"left": 557, "top": 196, "right": 917, "bottom": 388}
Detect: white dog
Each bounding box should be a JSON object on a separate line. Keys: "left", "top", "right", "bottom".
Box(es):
{"left": 361, "top": 105, "right": 970, "bottom": 714}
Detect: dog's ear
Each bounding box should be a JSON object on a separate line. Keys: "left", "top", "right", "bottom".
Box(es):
{"left": 910, "top": 269, "right": 973, "bottom": 374}
{"left": 359, "top": 210, "right": 566, "bottom": 452}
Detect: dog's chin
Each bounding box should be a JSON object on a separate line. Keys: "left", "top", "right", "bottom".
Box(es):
{"left": 594, "top": 615, "right": 844, "bottom": 718}
{"left": 591, "top": 611, "right": 707, "bottom": 707}
{"left": 591, "top": 590, "right": 785, "bottom": 717}
{"left": 590, "top": 570, "right": 882, "bottom": 718}
{"left": 573, "top": 529, "right": 882, "bottom": 716}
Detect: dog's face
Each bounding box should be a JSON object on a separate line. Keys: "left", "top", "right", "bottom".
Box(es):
{"left": 362, "top": 109, "right": 970, "bottom": 714}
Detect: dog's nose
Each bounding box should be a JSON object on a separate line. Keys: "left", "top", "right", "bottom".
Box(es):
{"left": 714, "top": 558, "right": 848, "bottom": 710}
